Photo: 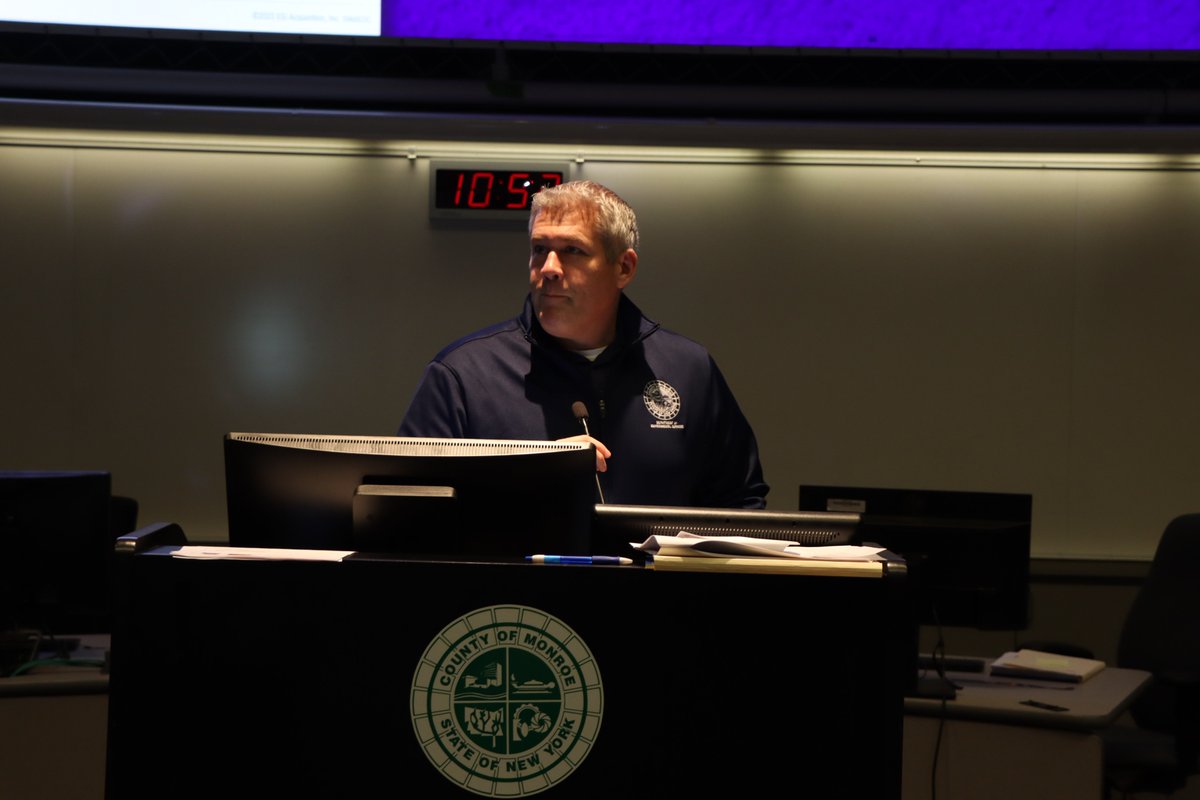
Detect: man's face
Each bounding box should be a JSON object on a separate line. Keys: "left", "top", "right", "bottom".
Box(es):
{"left": 529, "top": 208, "right": 636, "bottom": 351}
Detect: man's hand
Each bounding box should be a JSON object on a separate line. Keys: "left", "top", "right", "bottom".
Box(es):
{"left": 557, "top": 434, "right": 611, "bottom": 472}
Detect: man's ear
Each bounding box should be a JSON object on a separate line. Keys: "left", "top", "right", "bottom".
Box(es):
{"left": 615, "top": 248, "right": 638, "bottom": 288}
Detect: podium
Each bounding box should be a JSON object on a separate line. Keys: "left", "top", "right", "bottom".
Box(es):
{"left": 106, "top": 526, "right": 910, "bottom": 798}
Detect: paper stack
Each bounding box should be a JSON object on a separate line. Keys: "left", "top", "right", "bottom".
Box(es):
{"left": 989, "top": 649, "right": 1106, "bottom": 683}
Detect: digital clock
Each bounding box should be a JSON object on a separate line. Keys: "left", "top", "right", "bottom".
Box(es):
{"left": 429, "top": 162, "right": 570, "bottom": 221}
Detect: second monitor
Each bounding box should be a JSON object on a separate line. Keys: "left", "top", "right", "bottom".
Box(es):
{"left": 799, "top": 484, "right": 1032, "bottom": 630}
{"left": 591, "top": 502, "right": 861, "bottom": 555}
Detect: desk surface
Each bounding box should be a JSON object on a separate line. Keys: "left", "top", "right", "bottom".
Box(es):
{"left": 905, "top": 664, "right": 1151, "bottom": 731}
{"left": 0, "top": 669, "right": 108, "bottom": 697}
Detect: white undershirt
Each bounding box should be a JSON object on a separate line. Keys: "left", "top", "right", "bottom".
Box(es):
{"left": 575, "top": 346, "right": 606, "bottom": 362}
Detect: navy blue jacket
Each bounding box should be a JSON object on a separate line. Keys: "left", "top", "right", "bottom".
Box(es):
{"left": 398, "top": 294, "right": 769, "bottom": 508}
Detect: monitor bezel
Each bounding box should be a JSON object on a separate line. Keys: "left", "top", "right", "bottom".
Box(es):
{"left": 0, "top": 470, "right": 115, "bottom": 637}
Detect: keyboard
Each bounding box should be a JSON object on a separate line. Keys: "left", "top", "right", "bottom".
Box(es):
{"left": 917, "top": 653, "right": 989, "bottom": 673}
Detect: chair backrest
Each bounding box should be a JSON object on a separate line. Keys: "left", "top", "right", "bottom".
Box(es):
{"left": 109, "top": 495, "right": 139, "bottom": 537}
{"left": 1117, "top": 512, "right": 1200, "bottom": 733}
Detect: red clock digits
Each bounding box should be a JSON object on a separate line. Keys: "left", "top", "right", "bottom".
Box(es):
{"left": 466, "top": 171, "right": 495, "bottom": 208}
{"left": 506, "top": 173, "right": 531, "bottom": 209}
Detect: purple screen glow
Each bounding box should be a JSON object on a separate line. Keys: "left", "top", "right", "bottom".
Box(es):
{"left": 382, "top": 0, "right": 1200, "bottom": 50}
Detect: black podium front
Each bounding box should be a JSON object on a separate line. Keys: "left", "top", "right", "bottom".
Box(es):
{"left": 106, "top": 536, "right": 909, "bottom": 798}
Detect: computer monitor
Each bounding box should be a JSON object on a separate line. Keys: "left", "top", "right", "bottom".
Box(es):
{"left": 223, "top": 433, "right": 597, "bottom": 557}
{"left": 0, "top": 470, "right": 115, "bottom": 637}
{"left": 798, "top": 484, "right": 1032, "bottom": 630}
{"left": 591, "top": 503, "right": 860, "bottom": 555}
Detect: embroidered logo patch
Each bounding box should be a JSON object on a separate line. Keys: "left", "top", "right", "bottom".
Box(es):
{"left": 643, "top": 379, "right": 683, "bottom": 429}
{"left": 411, "top": 605, "right": 603, "bottom": 796}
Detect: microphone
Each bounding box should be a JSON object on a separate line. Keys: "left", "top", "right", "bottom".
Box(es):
{"left": 571, "top": 401, "right": 606, "bottom": 504}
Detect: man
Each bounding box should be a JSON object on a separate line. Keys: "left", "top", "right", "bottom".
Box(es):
{"left": 398, "top": 180, "right": 768, "bottom": 508}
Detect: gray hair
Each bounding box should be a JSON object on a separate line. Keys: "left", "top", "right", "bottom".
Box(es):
{"left": 529, "top": 180, "right": 639, "bottom": 262}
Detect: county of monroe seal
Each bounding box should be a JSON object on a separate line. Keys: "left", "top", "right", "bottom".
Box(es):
{"left": 411, "top": 605, "right": 603, "bottom": 796}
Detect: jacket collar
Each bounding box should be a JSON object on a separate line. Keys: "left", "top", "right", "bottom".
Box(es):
{"left": 520, "top": 293, "right": 659, "bottom": 354}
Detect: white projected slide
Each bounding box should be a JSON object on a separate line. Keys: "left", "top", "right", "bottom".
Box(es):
{"left": 0, "top": 1, "right": 380, "bottom": 36}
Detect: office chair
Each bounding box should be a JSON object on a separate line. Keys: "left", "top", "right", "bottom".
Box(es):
{"left": 1101, "top": 512, "right": 1200, "bottom": 798}
{"left": 109, "top": 495, "right": 139, "bottom": 537}
{"left": 1018, "top": 513, "right": 1200, "bottom": 798}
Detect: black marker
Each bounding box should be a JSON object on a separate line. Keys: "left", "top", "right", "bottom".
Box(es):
{"left": 1020, "top": 699, "right": 1069, "bottom": 712}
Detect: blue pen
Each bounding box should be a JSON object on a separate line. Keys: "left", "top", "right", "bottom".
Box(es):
{"left": 526, "top": 554, "right": 633, "bottom": 565}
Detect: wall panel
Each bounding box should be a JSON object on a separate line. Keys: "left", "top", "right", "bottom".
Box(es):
{"left": 2, "top": 134, "right": 1195, "bottom": 557}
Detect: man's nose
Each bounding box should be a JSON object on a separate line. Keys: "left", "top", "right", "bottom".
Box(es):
{"left": 541, "top": 251, "right": 563, "bottom": 279}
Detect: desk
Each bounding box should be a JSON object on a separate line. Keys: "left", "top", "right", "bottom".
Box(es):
{"left": 903, "top": 666, "right": 1152, "bottom": 800}
{"left": 0, "top": 637, "right": 110, "bottom": 800}
{"left": 107, "top": 544, "right": 911, "bottom": 798}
